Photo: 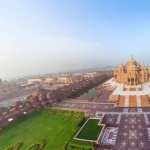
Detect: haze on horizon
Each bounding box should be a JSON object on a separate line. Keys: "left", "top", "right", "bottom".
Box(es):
{"left": 1, "top": 0, "right": 150, "bottom": 80}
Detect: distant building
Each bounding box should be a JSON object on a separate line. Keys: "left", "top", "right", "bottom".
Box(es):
{"left": 57, "top": 76, "right": 73, "bottom": 84}
{"left": 114, "top": 58, "right": 150, "bottom": 85}
{"left": 83, "top": 72, "right": 97, "bottom": 79}
{"left": 27, "top": 79, "right": 42, "bottom": 85}
{"left": 44, "top": 77, "right": 55, "bottom": 84}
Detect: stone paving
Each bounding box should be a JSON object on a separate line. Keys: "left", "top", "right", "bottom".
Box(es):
{"left": 98, "top": 113, "right": 150, "bottom": 150}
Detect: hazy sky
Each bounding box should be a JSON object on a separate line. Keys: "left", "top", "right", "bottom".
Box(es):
{"left": 1, "top": 0, "right": 150, "bottom": 79}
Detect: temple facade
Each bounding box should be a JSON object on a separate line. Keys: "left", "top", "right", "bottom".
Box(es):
{"left": 114, "top": 58, "right": 150, "bottom": 85}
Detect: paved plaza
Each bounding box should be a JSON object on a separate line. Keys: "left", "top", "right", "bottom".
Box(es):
{"left": 98, "top": 113, "right": 150, "bottom": 150}
{"left": 116, "top": 114, "right": 149, "bottom": 150}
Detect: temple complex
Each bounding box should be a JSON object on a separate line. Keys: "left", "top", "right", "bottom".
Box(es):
{"left": 107, "top": 58, "right": 150, "bottom": 107}
{"left": 114, "top": 58, "right": 150, "bottom": 85}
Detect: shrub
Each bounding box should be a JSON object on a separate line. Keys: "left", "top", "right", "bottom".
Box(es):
{"left": 27, "top": 139, "right": 47, "bottom": 150}
{"left": 15, "top": 142, "right": 24, "bottom": 150}
{"left": 5, "top": 142, "right": 24, "bottom": 150}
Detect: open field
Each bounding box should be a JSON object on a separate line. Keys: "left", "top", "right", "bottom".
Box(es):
{"left": 0, "top": 109, "right": 84, "bottom": 150}
{"left": 75, "top": 118, "right": 104, "bottom": 141}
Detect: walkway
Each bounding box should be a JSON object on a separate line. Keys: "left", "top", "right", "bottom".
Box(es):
{"left": 144, "top": 113, "right": 149, "bottom": 125}
{"left": 124, "top": 95, "right": 129, "bottom": 107}
{"left": 137, "top": 95, "right": 142, "bottom": 107}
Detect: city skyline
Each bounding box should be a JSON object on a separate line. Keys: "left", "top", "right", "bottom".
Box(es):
{"left": 1, "top": 0, "right": 150, "bottom": 79}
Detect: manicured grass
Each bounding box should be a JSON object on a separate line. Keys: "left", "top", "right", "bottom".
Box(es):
{"left": 0, "top": 109, "right": 84, "bottom": 150}
{"left": 76, "top": 119, "right": 103, "bottom": 141}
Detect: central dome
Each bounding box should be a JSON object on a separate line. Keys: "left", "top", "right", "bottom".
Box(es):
{"left": 126, "top": 57, "right": 138, "bottom": 66}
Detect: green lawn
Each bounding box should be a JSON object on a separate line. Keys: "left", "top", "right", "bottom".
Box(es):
{"left": 76, "top": 119, "right": 103, "bottom": 141}
{"left": 0, "top": 109, "right": 84, "bottom": 150}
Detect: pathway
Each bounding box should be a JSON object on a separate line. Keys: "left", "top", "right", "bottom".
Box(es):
{"left": 124, "top": 95, "right": 129, "bottom": 107}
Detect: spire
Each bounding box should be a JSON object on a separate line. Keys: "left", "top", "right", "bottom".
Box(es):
{"left": 128, "top": 56, "right": 135, "bottom": 63}
{"left": 131, "top": 54, "right": 134, "bottom": 59}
